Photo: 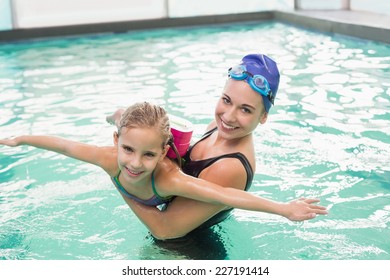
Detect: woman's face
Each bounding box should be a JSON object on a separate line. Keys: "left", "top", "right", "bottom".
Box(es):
{"left": 214, "top": 79, "right": 268, "bottom": 140}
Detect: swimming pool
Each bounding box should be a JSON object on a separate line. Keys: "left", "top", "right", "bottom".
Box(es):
{"left": 0, "top": 21, "right": 389, "bottom": 260}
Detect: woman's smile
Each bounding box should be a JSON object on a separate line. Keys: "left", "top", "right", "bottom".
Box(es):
{"left": 220, "top": 119, "right": 239, "bottom": 131}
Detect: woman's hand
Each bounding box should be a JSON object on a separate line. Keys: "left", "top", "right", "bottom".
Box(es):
{"left": 106, "top": 108, "right": 124, "bottom": 128}
{"left": 0, "top": 137, "right": 20, "bottom": 147}
{"left": 283, "top": 198, "right": 328, "bottom": 221}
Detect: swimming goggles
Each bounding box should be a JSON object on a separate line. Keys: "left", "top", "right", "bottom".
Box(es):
{"left": 228, "top": 65, "right": 275, "bottom": 105}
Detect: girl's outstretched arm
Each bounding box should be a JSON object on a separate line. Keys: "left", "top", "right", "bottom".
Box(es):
{"left": 122, "top": 159, "right": 328, "bottom": 240}
{"left": 0, "top": 135, "right": 116, "bottom": 174}
{"left": 172, "top": 173, "right": 327, "bottom": 221}
{"left": 125, "top": 186, "right": 327, "bottom": 240}
{"left": 158, "top": 160, "right": 328, "bottom": 222}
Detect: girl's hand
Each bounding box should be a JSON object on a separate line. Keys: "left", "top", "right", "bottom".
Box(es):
{"left": 0, "top": 137, "right": 19, "bottom": 147}
{"left": 284, "top": 198, "right": 328, "bottom": 221}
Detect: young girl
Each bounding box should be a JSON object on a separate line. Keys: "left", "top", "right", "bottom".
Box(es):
{"left": 0, "top": 102, "right": 327, "bottom": 235}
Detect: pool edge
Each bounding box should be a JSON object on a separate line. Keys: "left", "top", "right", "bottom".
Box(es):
{"left": 0, "top": 10, "right": 389, "bottom": 44}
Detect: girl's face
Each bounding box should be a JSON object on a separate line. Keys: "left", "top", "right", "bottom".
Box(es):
{"left": 114, "top": 127, "right": 167, "bottom": 185}
{"left": 215, "top": 79, "right": 268, "bottom": 140}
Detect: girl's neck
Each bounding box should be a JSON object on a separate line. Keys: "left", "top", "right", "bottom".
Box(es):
{"left": 118, "top": 170, "right": 155, "bottom": 199}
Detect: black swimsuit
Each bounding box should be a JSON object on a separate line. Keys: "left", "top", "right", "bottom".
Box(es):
{"left": 182, "top": 127, "right": 254, "bottom": 230}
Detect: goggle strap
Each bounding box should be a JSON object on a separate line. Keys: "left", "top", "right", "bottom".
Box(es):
{"left": 269, "top": 91, "right": 275, "bottom": 105}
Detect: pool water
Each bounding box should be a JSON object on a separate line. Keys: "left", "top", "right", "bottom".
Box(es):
{"left": 0, "top": 21, "right": 389, "bottom": 260}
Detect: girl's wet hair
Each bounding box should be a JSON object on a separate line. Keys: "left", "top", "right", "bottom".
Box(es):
{"left": 118, "top": 102, "right": 182, "bottom": 164}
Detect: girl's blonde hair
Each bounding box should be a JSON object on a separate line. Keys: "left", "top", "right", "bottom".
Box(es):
{"left": 118, "top": 102, "right": 181, "bottom": 162}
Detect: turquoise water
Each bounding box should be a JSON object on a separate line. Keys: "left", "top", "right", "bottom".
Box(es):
{"left": 0, "top": 22, "right": 389, "bottom": 260}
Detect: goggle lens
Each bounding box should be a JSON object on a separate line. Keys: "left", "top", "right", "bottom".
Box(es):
{"left": 253, "top": 76, "right": 267, "bottom": 90}
{"left": 229, "top": 65, "right": 247, "bottom": 79}
{"left": 228, "top": 65, "right": 274, "bottom": 105}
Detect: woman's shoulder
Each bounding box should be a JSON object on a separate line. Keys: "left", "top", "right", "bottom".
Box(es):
{"left": 197, "top": 157, "right": 248, "bottom": 190}
{"left": 206, "top": 120, "right": 217, "bottom": 131}
{"left": 204, "top": 136, "right": 256, "bottom": 182}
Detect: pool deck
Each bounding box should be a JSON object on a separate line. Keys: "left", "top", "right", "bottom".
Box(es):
{"left": 275, "top": 10, "right": 390, "bottom": 44}
{"left": 0, "top": 9, "right": 389, "bottom": 44}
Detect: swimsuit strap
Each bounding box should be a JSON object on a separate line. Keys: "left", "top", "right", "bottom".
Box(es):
{"left": 184, "top": 126, "right": 253, "bottom": 190}
{"left": 112, "top": 170, "right": 136, "bottom": 200}
{"left": 196, "top": 153, "right": 253, "bottom": 191}
{"left": 151, "top": 170, "right": 173, "bottom": 201}
{"left": 201, "top": 126, "right": 218, "bottom": 137}
{"left": 181, "top": 127, "right": 254, "bottom": 232}
{"left": 186, "top": 126, "right": 217, "bottom": 156}
{"left": 112, "top": 169, "right": 173, "bottom": 206}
